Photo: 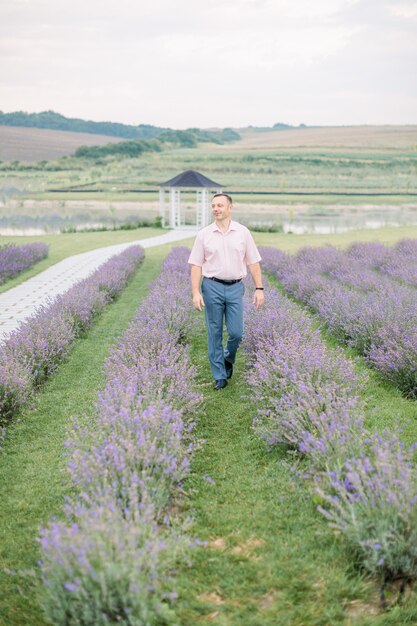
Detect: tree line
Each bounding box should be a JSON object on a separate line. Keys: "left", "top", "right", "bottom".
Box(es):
{"left": 0, "top": 110, "right": 241, "bottom": 146}
{"left": 73, "top": 128, "right": 241, "bottom": 159}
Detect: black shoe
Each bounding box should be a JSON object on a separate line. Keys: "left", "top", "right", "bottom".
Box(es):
{"left": 214, "top": 379, "right": 228, "bottom": 391}
{"left": 225, "top": 359, "right": 233, "bottom": 379}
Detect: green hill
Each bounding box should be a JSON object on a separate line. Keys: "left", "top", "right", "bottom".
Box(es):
{"left": 0, "top": 110, "right": 240, "bottom": 145}
{"left": 0, "top": 110, "right": 165, "bottom": 140}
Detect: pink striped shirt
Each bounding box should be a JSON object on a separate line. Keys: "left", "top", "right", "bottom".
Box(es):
{"left": 188, "top": 220, "right": 261, "bottom": 280}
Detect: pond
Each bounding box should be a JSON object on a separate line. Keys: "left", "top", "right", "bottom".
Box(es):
{"left": 1, "top": 202, "right": 417, "bottom": 236}
{"left": 237, "top": 206, "right": 417, "bottom": 235}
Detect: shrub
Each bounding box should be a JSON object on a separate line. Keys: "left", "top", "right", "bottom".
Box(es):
{"left": 0, "top": 242, "right": 48, "bottom": 284}
{"left": 316, "top": 432, "right": 417, "bottom": 584}
{"left": 40, "top": 496, "right": 188, "bottom": 626}
{"left": 244, "top": 283, "right": 365, "bottom": 470}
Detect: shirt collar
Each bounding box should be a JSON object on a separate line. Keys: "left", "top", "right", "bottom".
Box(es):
{"left": 211, "top": 219, "right": 238, "bottom": 234}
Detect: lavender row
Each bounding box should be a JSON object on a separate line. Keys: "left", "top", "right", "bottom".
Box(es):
{"left": 245, "top": 274, "right": 417, "bottom": 590}
{"left": 244, "top": 280, "right": 366, "bottom": 471}
{"left": 0, "top": 245, "right": 144, "bottom": 422}
{"left": 348, "top": 239, "right": 417, "bottom": 288}
{"left": 282, "top": 239, "right": 417, "bottom": 294}
{"left": 0, "top": 242, "right": 49, "bottom": 284}
{"left": 316, "top": 432, "right": 417, "bottom": 594}
{"left": 39, "top": 248, "right": 202, "bottom": 626}
{"left": 260, "top": 245, "right": 417, "bottom": 397}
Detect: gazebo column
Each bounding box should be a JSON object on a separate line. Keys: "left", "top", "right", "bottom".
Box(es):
{"left": 169, "top": 188, "right": 181, "bottom": 228}
{"left": 159, "top": 189, "right": 166, "bottom": 227}
{"left": 196, "top": 189, "right": 203, "bottom": 228}
{"left": 197, "top": 188, "right": 211, "bottom": 227}
{"left": 202, "top": 188, "right": 210, "bottom": 227}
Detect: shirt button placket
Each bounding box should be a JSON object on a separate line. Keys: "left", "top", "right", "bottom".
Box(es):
{"left": 223, "top": 232, "right": 230, "bottom": 279}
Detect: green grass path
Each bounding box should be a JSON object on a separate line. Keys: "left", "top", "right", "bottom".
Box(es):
{"left": 0, "top": 247, "right": 171, "bottom": 626}
{"left": 175, "top": 315, "right": 417, "bottom": 626}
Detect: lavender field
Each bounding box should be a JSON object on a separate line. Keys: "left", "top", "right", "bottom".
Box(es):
{"left": 0, "top": 245, "right": 144, "bottom": 424}
{"left": 2, "top": 235, "right": 417, "bottom": 625}
{"left": 244, "top": 272, "right": 417, "bottom": 606}
{"left": 260, "top": 240, "right": 417, "bottom": 397}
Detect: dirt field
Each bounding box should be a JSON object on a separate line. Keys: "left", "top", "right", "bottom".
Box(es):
{"left": 2, "top": 125, "right": 417, "bottom": 165}
{"left": 225, "top": 125, "right": 417, "bottom": 150}
{"left": 0, "top": 126, "right": 123, "bottom": 162}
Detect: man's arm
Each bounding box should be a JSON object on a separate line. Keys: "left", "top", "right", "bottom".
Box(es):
{"left": 191, "top": 264, "right": 205, "bottom": 311}
{"left": 248, "top": 262, "right": 264, "bottom": 309}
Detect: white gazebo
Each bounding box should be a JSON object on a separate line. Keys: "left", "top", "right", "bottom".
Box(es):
{"left": 159, "top": 169, "right": 223, "bottom": 229}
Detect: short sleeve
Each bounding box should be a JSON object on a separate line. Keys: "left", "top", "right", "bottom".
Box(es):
{"left": 244, "top": 230, "right": 262, "bottom": 265}
{"left": 188, "top": 232, "right": 205, "bottom": 266}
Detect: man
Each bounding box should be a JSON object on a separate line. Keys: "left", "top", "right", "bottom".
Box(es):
{"left": 188, "top": 193, "right": 264, "bottom": 391}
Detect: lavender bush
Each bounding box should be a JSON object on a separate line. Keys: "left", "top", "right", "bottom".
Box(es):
{"left": 103, "top": 326, "right": 201, "bottom": 414}
{"left": 367, "top": 315, "right": 417, "bottom": 397}
{"left": 0, "top": 355, "right": 33, "bottom": 420}
{"left": 316, "top": 432, "right": 417, "bottom": 585}
{"left": 0, "top": 245, "right": 144, "bottom": 421}
{"left": 66, "top": 394, "right": 193, "bottom": 513}
{"left": 395, "top": 238, "right": 417, "bottom": 257}
{"left": 0, "top": 242, "right": 48, "bottom": 284}
{"left": 39, "top": 248, "right": 201, "bottom": 625}
{"left": 347, "top": 241, "right": 389, "bottom": 266}
{"left": 40, "top": 495, "right": 189, "bottom": 626}
{"left": 137, "top": 249, "right": 196, "bottom": 343}
{"left": 244, "top": 282, "right": 366, "bottom": 470}
{"left": 349, "top": 239, "right": 417, "bottom": 288}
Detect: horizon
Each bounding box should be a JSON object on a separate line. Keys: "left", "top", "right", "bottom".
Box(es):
{"left": 1, "top": 109, "right": 417, "bottom": 131}
{"left": 1, "top": 1, "right": 416, "bottom": 128}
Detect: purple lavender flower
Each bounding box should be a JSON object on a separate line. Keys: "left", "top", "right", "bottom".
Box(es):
{"left": 0, "top": 242, "right": 49, "bottom": 284}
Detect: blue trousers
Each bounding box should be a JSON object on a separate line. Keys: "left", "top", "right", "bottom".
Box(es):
{"left": 201, "top": 277, "right": 244, "bottom": 380}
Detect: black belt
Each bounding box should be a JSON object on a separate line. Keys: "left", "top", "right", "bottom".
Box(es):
{"left": 207, "top": 277, "right": 242, "bottom": 285}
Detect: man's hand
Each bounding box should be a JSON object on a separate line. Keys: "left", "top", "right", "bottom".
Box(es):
{"left": 191, "top": 265, "right": 204, "bottom": 311}
{"left": 248, "top": 263, "right": 264, "bottom": 310}
{"left": 193, "top": 292, "right": 205, "bottom": 311}
{"left": 253, "top": 289, "right": 264, "bottom": 310}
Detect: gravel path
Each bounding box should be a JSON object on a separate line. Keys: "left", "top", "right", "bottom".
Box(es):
{"left": 0, "top": 229, "right": 195, "bottom": 342}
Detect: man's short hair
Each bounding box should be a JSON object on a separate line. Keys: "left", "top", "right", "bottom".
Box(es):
{"left": 212, "top": 193, "right": 233, "bottom": 204}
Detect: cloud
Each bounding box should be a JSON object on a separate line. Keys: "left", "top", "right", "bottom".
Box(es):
{"left": 388, "top": 1, "right": 417, "bottom": 20}
{"left": 0, "top": 0, "right": 416, "bottom": 126}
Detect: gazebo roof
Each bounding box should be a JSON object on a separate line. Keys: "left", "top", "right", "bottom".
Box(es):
{"left": 159, "top": 169, "right": 223, "bottom": 188}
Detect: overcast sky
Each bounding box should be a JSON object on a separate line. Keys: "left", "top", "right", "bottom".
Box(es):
{"left": 1, "top": 0, "right": 416, "bottom": 128}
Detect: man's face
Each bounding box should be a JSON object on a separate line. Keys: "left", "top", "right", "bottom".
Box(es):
{"left": 211, "top": 195, "right": 232, "bottom": 221}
